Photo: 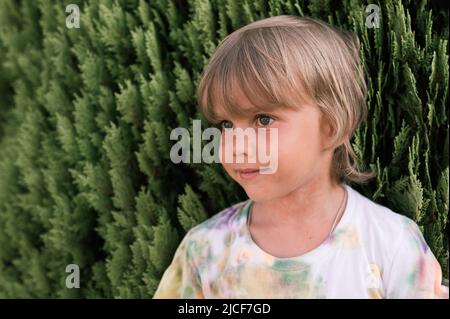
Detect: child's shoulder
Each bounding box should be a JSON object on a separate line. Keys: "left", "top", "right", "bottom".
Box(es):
{"left": 183, "top": 199, "right": 249, "bottom": 243}
{"left": 348, "top": 185, "right": 424, "bottom": 252}
{"left": 350, "top": 185, "right": 417, "bottom": 231}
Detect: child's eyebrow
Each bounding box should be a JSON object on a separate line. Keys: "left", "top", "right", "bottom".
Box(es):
{"left": 213, "top": 107, "right": 275, "bottom": 121}
{"left": 243, "top": 107, "right": 277, "bottom": 117}
{"left": 212, "top": 111, "right": 228, "bottom": 120}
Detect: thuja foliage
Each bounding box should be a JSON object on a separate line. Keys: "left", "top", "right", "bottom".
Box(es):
{"left": 0, "top": 0, "right": 447, "bottom": 297}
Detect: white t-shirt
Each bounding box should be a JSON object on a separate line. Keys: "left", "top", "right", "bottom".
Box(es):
{"left": 153, "top": 184, "right": 449, "bottom": 298}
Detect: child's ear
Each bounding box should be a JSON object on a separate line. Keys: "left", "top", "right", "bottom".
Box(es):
{"left": 320, "top": 116, "right": 338, "bottom": 151}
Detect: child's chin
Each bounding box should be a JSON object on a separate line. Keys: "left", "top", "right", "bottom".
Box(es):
{"left": 243, "top": 189, "right": 275, "bottom": 203}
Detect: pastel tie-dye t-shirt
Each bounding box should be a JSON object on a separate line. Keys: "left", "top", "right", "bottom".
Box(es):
{"left": 153, "top": 184, "right": 449, "bottom": 299}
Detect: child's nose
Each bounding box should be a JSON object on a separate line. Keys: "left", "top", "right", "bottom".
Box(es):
{"left": 227, "top": 127, "right": 258, "bottom": 164}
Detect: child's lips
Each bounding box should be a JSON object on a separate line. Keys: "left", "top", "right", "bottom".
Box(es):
{"left": 236, "top": 168, "right": 261, "bottom": 180}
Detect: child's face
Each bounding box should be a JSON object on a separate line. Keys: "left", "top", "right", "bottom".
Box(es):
{"left": 217, "top": 94, "right": 335, "bottom": 203}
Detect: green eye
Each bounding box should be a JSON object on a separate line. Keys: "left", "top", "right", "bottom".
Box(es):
{"left": 257, "top": 115, "right": 273, "bottom": 126}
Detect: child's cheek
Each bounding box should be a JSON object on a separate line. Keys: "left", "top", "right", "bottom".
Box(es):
{"left": 220, "top": 160, "right": 233, "bottom": 175}
{"left": 218, "top": 140, "right": 238, "bottom": 180}
{"left": 219, "top": 135, "right": 236, "bottom": 167}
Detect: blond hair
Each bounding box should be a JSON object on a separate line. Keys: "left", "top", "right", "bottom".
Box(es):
{"left": 197, "top": 15, "right": 375, "bottom": 184}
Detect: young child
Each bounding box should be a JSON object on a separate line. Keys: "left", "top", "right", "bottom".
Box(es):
{"left": 153, "top": 15, "right": 449, "bottom": 299}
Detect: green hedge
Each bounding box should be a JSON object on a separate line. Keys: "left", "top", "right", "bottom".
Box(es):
{"left": 0, "top": 0, "right": 448, "bottom": 298}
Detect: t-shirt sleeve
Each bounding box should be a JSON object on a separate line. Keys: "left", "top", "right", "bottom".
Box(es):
{"left": 152, "top": 230, "right": 204, "bottom": 299}
{"left": 383, "top": 218, "right": 449, "bottom": 299}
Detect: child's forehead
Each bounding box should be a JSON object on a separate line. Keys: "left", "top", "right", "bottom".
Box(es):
{"left": 213, "top": 104, "right": 261, "bottom": 119}
{"left": 211, "top": 82, "right": 265, "bottom": 118}
{"left": 214, "top": 89, "right": 272, "bottom": 118}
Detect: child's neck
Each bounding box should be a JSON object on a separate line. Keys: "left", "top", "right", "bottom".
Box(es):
{"left": 251, "top": 177, "right": 345, "bottom": 229}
